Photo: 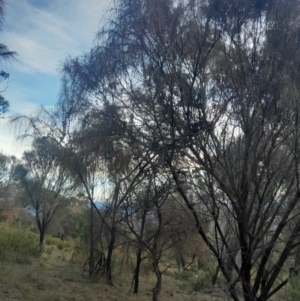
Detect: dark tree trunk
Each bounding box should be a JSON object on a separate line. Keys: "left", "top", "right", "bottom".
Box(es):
{"left": 241, "top": 262, "right": 254, "bottom": 301}
{"left": 152, "top": 260, "right": 162, "bottom": 301}
{"left": 133, "top": 248, "right": 142, "bottom": 293}
{"left": 39, "top": 228, "right": 45, "bottom": 246}
{"left": 180, "top": 255, "right": 186, "bottom": 269}
{"left": 106, "top": 227, "right": 116, "bottom": 286}
{"left": 89, "top": 202, "right": 94, "bottom": 277}
{"left": 212, "top": 264, "right": 219, "bottom": 286}
{"left": 133, "top": 208, "right": 147, "bottom": 293}
{"left": 36, "top": 214, "right": 46, "bottom": 247}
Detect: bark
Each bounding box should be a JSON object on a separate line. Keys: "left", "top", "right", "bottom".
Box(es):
{"left": 36, "top": 214, "right": 46, "bottom": 247}
{"left": 89, "top": 202, "right": 94, "bottom": 277}
{"left": 152, "top": 259, "right": 162, "bottom": 301}
{"left": 133, "top": 248, "right": 142, "bottom": 293}
{"left": 133, "top": 208, "right": 147, "bottom": 293}
{"left": 39, "top": 228, "right": 45, "bottom": 246}
{"left": 106, "top": 227, "right": 116, "bottom": 286}
{"left": 180, "top": 255, "right": 186, "bottom": 270}
{"left": 211, "top": 265, "right": 219, "bottom": 286}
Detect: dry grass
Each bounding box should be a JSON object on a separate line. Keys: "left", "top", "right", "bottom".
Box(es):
{"left": 0, "top": 226, "right": 290, "bottom": 300}
{"left": 0, "top": 245, "right": 229, "bottom": 301}
{"left": 0, "top": 236, "right": 284, "bottom": 301}
{"left": 0, "top": 249, "right": 286, "bottom": 301}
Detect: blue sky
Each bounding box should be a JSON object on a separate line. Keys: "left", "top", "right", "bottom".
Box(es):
{"left": 0, "top": 0, "right": 111, "bottom": 157}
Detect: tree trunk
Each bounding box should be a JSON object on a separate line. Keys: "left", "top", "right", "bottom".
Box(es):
{"left": 39, "top": 229, "right": 45, "bottom": 247}
{"left": 152, "top": 260, "right": 162, "bottom": 301}
{"left": 212, "top": 264, "right": 219, "bottom": 286}
{"left": 180, "top": 254, "right": 186, "bottom": 270}
{"left": 133, "top": 248, "right": 142, "bottom": 293}
{"left": 36, "top": 215, "right": 46, "bottom": 247}
{"left": 133, "top": 208, "right": 147, "bottom": 293}
{"left": 241, "top": 264, "right": 254, "bottom": 301}
{"left": 89, "top": 202, "right": 94, "bottom": 277}
{"left": 106, "top": 227, "right": 116, "bottom": 286}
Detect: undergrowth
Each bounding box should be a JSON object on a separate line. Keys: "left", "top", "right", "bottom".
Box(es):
{"left": 279, "top": 275, "right": 300, "bottom": 301}
{"left": 175, "top": 261, "right": 217, "bottom": 294}
{"left": 45, "top": 236, "right": 74, "bottom": 250}
{"left": 0, "top": 223, "right": 40, "bottom": 263}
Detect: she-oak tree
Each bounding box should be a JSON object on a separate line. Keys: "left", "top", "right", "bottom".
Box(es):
{"left": 58, "top": 0, "right": 300, "bottom": 300}
{"left": 11, "top": 0, "right": 300, "bottom": 300}
{"left": 14, "top": 138, "right": 74, "bottom": 246}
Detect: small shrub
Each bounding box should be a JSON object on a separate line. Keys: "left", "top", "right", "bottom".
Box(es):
{"left": 0, "top": 224, "right": 40, "bottom": 263}
{"left": 280, "top": 276, "right": 300, "bottom": 301}
{"left": 189, "top": 273, "right": 210, "bottom": 292}
{"left": 111, "top": 248, "right": 135, "bottom": 276}
{"left": 57, "top": 240, "right": 64, "bottom": 250}
{"left": 176, "top": 262, "right": 216, "bottom": 293}
{"left": 45, "top": 236, "right": 58, "bottom": 246}
{"left": 175, "top": 270, "right": 192, "bottom": 281}
{"left": 140, "top": 260, "right": 153, "bottom": 276}
{"left": 45, "top": 245, "right": 56, "bottom": 255}
{"left": 71, "top": 247, "right": 84, "bottom": 264}
{"left": 45, "top": 236, "right": 74, "bottom": 250}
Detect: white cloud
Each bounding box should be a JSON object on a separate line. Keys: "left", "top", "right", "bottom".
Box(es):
{"left": 0, "top": 0, "right": 112, "bottom": 156}
{"left": 2, "top": 0, "right": 112, "bottom": 76}
{"left": 0, "top": 0, "right": 113, "bottom": 157}
{"left": 3, "top": 33, "right": 61, "bottom": 75}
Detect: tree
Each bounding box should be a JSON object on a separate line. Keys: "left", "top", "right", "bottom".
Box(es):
{"left": 64, "top": 104, "right": 154, "bottom": 286}
{"left": 14, "top": 137, "right": 74, "bottom": 246}
{"left": 123, "top": 172, "right": 181, "bottom": 301}
{"left": 46, "top": 196, "right": 83, "bottom": 239}
{"left": 58, "top": 0, "right": 300, "bottom": 300}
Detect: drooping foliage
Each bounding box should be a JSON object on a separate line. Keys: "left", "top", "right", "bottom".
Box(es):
{"left": 8, "top": 0, "right": 300, "bottom": 300}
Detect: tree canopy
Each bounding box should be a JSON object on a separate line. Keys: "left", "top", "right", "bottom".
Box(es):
{"left": 8, "top": 0, "right": 300, "bottom": 300}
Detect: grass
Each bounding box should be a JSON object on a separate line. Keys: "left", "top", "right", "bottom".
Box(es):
{"left": 0, "top": 223, "right": 40, "bottom": 263}
{"left": 0, "top": 243, "right": 229, "bottom": 301}
{"left": 45, "top": 236, "right": 74, "bottom": 250}
{"left": 0, "top": 225, "right": 289, "bottom": 301}
{"left": 174, "top": 260, "right": 220, "bottom": 295}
